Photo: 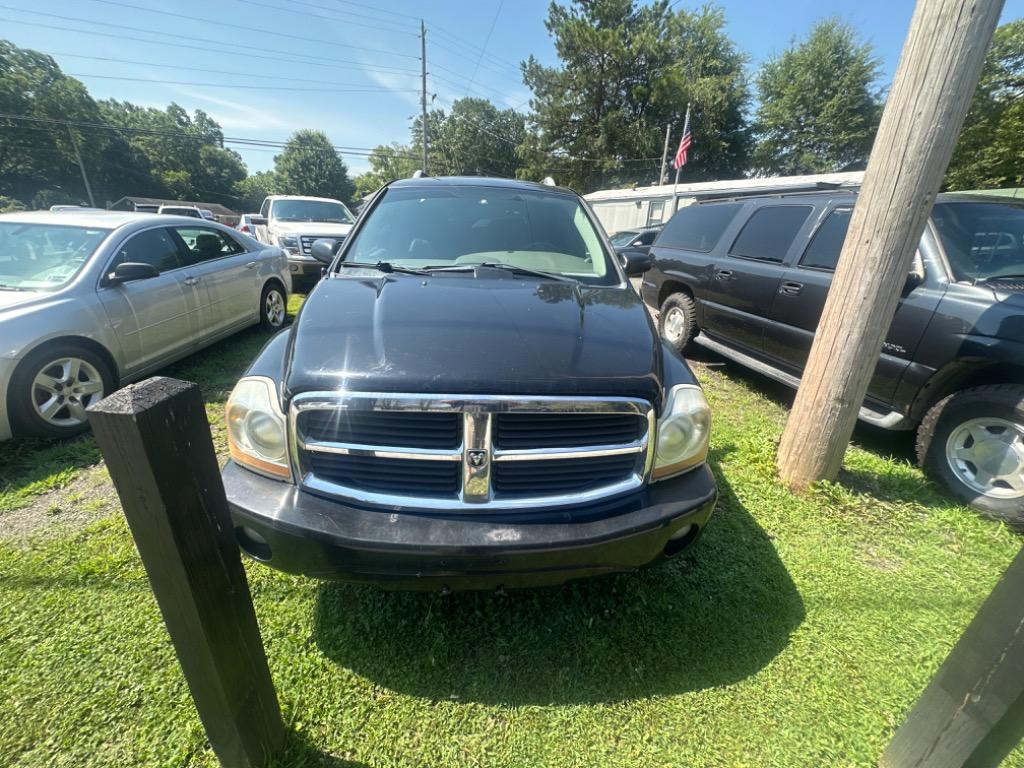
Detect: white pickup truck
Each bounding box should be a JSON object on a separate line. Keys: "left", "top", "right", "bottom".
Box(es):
{"left": 253, "top": 195, "right": 355, "bottom": 287}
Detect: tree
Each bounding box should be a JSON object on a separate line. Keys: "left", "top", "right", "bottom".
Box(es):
{"left": 353, "top": 143, "right": 419, "bottom": 198}
{"left": 520, "top": 0, "right": 750, "bottom": 192}
{"left": 424, "top": 98, "right": 526, "bottom": 177}
{"left": 752, "top": 19, "right": 882, "bottom": 175}
{"left": 945, "top": 20, "right": 1024, "bottom": 190}
{"left": 235, "top": 170, "right": 279, "bottom": 212}
{"left": 274, "top": 130, "right": 354, "bottom": 202}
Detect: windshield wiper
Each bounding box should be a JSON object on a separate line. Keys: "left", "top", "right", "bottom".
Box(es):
{"left": 337, "top": 261, "right": 429, "bottom": 276}
{"left": 974, "top": 273, "right": 1024, "bottom": 284}
{"left": 422, "top": 262, "right": 577, "bottom": 283}
{"left": 0, "top": 283, "right": 28, "bottom": 291}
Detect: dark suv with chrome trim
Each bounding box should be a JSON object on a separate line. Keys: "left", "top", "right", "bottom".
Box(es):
{"left": 221, "top": 177, "right": 717, "bottom": 590}
{"left": 641, "top": 191, "right": 1024, "bottom": 525}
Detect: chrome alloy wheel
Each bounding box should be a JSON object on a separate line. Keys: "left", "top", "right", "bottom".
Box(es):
{"left": 265, "top": 289, "right": 286, "bottom": 327}
{"left": 945, "top": 417, "right": 1024, "bottom": 499}
{"left": 31, "top": 357, "right": 105, "bottom": 428}
{"left": 663, "top": 306, "right": 687, "bottom": 344}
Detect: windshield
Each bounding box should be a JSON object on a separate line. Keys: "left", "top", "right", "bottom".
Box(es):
{"left": 342, "top": 186, "right": 617, "bottom": 285}
{"left": 272, "top": 199, "right": 354, "bottom": 224}
{"left": 0, "top": 222, "right": 110, "bottom": 290}
{"left": 609, "top": 230, "right": 639, "bottom": 246}
{"left": 932, "top": 201, "right": 1024, "bottom": 282}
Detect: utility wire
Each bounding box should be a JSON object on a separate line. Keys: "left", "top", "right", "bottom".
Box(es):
{"left": 64, "top": 73, "right": 418, "bottom": 94}
{"left": 0, "top": 7, "right": 419, "bottom": 75}
{"left": 464, "top": 0, "right": 505, "bottom": 97}
{"left": 76, "top": 0, "right": 421, "bottom": 60}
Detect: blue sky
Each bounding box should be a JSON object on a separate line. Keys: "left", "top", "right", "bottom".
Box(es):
{"left": 2, "top": 0, "right": 1020, "bottom": 176}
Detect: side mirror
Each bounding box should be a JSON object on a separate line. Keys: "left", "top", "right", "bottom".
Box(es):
{"left": 903, "top": 263, "right": 925, "bottom": 295}
{"left": 250, "top": 215, "right": 268, "bottom": 226}
{"left": 310, "top": 238, "right": 340, "bottom": 264}
{"left": 616, "top": 247, "right": 653, "bottom": 277}
{"left": 108, "top": 261, "right": 159, "bottom": 284}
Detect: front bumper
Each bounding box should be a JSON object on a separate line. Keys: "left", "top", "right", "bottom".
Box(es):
{"left": 223, "top": 461, "right": 717, "bottom": 590}
{"left": 287, "top": 254, "right": 323, "bottom": 279}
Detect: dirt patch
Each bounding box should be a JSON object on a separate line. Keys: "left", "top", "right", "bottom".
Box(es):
{"left": 0, "top": 464, "right": 119, "bottom": 542}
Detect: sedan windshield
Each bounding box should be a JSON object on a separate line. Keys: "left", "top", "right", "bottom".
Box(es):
{"left": 273, "top": 200, "right": 354, "bottom": 224}
{"left": 609, "top": 230, "right": 640, "bottom": 246}
{"left": 932, "top": 201, "right": 1024, "bottom": 282}
{"left": 342, "top": 186, "right": 618, "bottom": 285}
{"left": 0, "top": 222, "right": 110, "bottom": 290}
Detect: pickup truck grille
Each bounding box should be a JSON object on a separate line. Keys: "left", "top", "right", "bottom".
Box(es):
{"left": 299, "top": 234, "right": 345, "bottom": 255}
{"left": 291, "top": 394, "right": 654, "bottom": 511}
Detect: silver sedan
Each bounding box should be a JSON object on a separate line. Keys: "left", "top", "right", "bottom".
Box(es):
{"left": 0, "top": 211, "right": 291, "bottom": 440}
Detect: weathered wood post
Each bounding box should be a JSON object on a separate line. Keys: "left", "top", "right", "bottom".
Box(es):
{"left": 776, "top": 0, "right": 1004, "bottom": 489}
{"left": 881, "top": 547, "right": 1024, "bottom": 767}
{"left": 87, "top": 377, "right": 284, "bottom": 768}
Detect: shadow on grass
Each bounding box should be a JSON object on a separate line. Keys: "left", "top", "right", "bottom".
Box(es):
{"left": 312, "top": 469, "right": 804, "bottom": 706}
{"left": 270, "top": 729, "right": 370, "bottom": 768}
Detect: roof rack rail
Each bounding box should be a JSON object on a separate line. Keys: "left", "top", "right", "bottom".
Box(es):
{"left": 411, "top": 169, "right": 427, "bottom": 179}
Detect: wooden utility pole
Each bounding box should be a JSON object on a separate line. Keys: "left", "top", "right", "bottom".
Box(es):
{"left": 68, "top": 126, "right": 96, "bottom": 208}
{"left": 88, "top": 378, "right": 284, "bottom": 768}
{"left": 420, "top": 20, "right": 429, "bottom": 174}
{"left": 881, "top": 547, "right": 1024, "bottom": 767}
{"left": 776, "top": 0, "right": 1004, "bottom": 490}
{"left": 659, "top": 123, "right": 672, "bottom": 185}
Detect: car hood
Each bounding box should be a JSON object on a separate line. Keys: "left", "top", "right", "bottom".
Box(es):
{"left": 270, "top": 221, "right": 353, "bottom": 237}
{"left": 284, "top": 273, "right": 664, "bottom": 405}
{"left": 0, "top": 288, "right": 48, "bottom": 314}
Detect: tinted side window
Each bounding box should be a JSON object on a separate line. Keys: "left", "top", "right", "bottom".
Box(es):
{"left": 174, "top": 227, "right": 246, "bottom": 265}
{"left": 800, "top": 209, "right": 852, "bottom": 271}
{"left": 730, "top": 205, "right": 813, "bottom": 263}
{"left": 115, "top": 228, "right": 181, "bottom": 272}
{"left": 658, "top": 203, "right": 743, "bottom": 252}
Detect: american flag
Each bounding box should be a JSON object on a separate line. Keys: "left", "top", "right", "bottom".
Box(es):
{"left": 672, "top": 105, "right": 692, "bottom": 170}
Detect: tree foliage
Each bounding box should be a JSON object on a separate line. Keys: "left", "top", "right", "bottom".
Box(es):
{"left": 519, "top": 0, "right": 750, "bottom": 192}
{"left": 752, "top": 20, "right": 882, "bottom": 175}
{"left": 945, "top": 20, "right": 1024, "bottom": 191}
{"left": 274, "top": 129, "right": 354, "bottom": 202}
{"left": 234, "top": 170, "right": 279, "bottom": 212}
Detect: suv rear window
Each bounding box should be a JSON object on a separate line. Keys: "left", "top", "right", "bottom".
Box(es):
{"left": 657, "top": 203, "right": 742, "bottom": 252}
{"left": 800, "top": 208, "right": 852, "bottom": 271}
{"left": 730, "top": 205, "right": 813, "bottom": 263}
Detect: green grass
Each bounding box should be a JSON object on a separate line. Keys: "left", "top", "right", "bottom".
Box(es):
{"left": 1, "top": 309, "right": 1023, "bottom": 766}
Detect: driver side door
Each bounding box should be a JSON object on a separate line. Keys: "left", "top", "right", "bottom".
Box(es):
{"left": 96, "top": 226, "right": 201, "bottom": 375}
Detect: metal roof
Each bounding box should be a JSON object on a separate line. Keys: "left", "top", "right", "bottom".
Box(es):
{"left": 110, "top": 196, "right": 237, "bottom": 216}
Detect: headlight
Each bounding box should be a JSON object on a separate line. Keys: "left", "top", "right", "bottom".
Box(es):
{"left": 652, "top": 384, "right": 710, "bottom": 481}
{"left": 226, "top": 376, "right": 291, "bottom": 480}
{"left": 277, "top": 235, "right": 299, "bottom": 251}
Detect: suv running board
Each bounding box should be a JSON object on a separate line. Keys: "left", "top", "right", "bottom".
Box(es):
{"left": 693, "top": 334, "right": 911, "bottom": 430}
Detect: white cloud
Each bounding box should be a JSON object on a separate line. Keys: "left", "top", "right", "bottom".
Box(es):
{"left": 169, "top": 86, "right": 293, "bottom": 131}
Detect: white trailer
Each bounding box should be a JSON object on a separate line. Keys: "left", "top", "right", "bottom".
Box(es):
{"left": 584, "top": 172, "right": 864, "bottom": 234}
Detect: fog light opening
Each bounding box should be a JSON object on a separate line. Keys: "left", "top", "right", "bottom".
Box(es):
{"left": 236, "top": 526, "right": 272, "bottom": 562}
{"left": 664, "top": 524, "right": 699, "bottom": 558}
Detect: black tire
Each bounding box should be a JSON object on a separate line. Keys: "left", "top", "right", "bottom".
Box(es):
{"left": 916, "top": 384, "right": 1024, "bottom": 527}
{"left": 260, "top": 281, "right": 288, "bottom": 331}
{"left": 8, "top": 343, "right": 115, "bottom": 439}
{"left": 659, "top": 292, "right": 697, "bottom": 353}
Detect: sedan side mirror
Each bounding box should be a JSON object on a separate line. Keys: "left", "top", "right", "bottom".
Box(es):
{"left": 310, "top": 238, "right": 340, "bottom": 264}
{"left": 616, "top": 247, "right": 653, "bottom": 277}
{"left": 107, "top": 261, "right": 159, "bottom": 284}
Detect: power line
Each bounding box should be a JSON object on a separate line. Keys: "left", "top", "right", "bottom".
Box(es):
{"left": 76, "top": 0, "right": 421, "bottom": 60}
{"left": 240, "top": 0, "right": 418, "bottom": 35}
{"left": 464, "top": 0, "right": 505, "bottom": 97}
{"left": 0, "top": 7, "right": 419, "bottom": 75}
{"left": 38, "top": 51, "right": 419, "bottom": 88}
{"left": 65, "top": 73, "right": 418, "bottom": 94}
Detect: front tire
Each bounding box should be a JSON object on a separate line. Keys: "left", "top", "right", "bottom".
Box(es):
{"left": 260, "top": 282, "right": 287, "bottom": 331}
{"left": 8, "top": 344, "right": 115, "bottom": 439}
{"left": 659, "top": 292, "right": 697, "bottom": 353}
{"left": 917, "top": 384, "right": 1024, "bottom": 527}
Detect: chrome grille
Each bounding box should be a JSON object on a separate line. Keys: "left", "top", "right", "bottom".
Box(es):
{"left": 291, "top": 393, "right": 655, "bottom": 511}
{"left": 299, "top": 234, "right": 345, "bottom": 255}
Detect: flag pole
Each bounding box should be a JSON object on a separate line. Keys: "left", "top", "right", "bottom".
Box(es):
{"left": 672, "top": 102, "right": 690, "bottom": 214}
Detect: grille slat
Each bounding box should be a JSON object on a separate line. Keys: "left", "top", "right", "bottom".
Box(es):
{"left": 308, "top": 454, "right": 459, "bottom": 496}
{"left": 299, "top": 411, "right": 461, "bottom": 449}
{"left": 495, "top": 413, "right": 641, "bottom": 449}
{"left": 493, "top": 455, "right": 638, "bottom": 496}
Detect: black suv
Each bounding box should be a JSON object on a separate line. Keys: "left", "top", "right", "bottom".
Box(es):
{"left": 221, "top": 177, "right": 717, "bottom": 589}
{"left": 640, "top": 191, "right": 1024, "bottom": 524}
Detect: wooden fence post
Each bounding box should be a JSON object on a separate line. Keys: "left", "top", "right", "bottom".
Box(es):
{"left": 776, "top": 0, "right": 1004, "bottom": 489}
{"left": 881, "top": 547, "right": 1024, "bottom": 767}
{"left": 87, "top": 377, "right": 284, "bottom": 768}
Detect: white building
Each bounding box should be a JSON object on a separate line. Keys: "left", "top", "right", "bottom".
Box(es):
{"left": 584, "top": 172, "right": 864, "bottom": 234}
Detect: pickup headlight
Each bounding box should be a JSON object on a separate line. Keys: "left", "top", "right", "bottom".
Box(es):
{"left": 277, "top": 235, "right": 299, "bottom": 251}
{"left": 652, "top": 384, "right": 711, "bottom": 481}
{"left": 226, "top": 376, "right": 291, "bottom": 480}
